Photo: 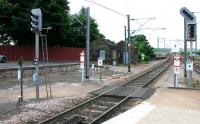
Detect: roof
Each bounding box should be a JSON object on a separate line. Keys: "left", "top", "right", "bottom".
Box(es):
{"left": 91, "top": 39, "right": 118, "bottom": 49}
{"left": 104, "top": 40, "right": 118, "bottom": 48}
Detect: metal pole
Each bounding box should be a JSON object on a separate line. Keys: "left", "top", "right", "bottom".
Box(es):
{"left": 100, "top": 67, "right": 102, "bottom": 82}
{"left": 86, "top": 7, "right": 90, "bottom": 79}
{"left": 184, "top": 19, "right": 187, "bottom": 77}
{"left": 20, "top": 62, "right": 23, "bottom": 101}
{"left": 127, "top": 15, "right": 131, "bottom": 72}
{"left": 189, "top": 41, "right": 193, "bottom": 87}
{"left": 157, "top": 37, "right": 159, "bottom": 48}
{"left": 195, "top": 24, "right": 197, "bottom": 58}
{"left": 35, "top": 32, "right": 40, "bottom": 100}
{"left": 124, "top": 26, "right": 127, "bottom": 65}
{"left": 174, "top": 74, "right": 176, "bottom": 87}
{"left": 82, "top": 68, "right": 84, "bottom": 83}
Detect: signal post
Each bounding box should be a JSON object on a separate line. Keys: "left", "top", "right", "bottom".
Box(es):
{"left": 31, "top": 8, "right": 42, "bottom": 100}
{"left": 180, "top": 7, "right": 196, "bottom": 88}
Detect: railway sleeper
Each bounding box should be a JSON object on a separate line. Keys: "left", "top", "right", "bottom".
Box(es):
{"left": 98, "top": 96, "right": 122, "bottom": 102}
{"left": 91, "top": 104, "right": 109, "bottom": 111}
{"left": 77, "top": 109, "right": 102, "bottom": 119}
{"left": 64, "top": 115, "right": 85, "bottom": 124}
{"left": 93, "top": 100, "right": 117, "bottom": 107}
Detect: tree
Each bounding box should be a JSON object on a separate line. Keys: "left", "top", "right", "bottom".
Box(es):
{"left": 0, "top": 0, "right": 71, "bottom": 46}
{"left": 0, "top": 0, "right": 35, "bottom": 45}
{"left": 0, "top": 2, "right": 104, "bottom": 47}
{"left": 36, "top": 0, "right": 72, "bottom": 47}
{"left": 70, "top": 7, "right": 105, "bottom": 47}
{"left": 130, "top": 34, "right": 155, "bottom": 62}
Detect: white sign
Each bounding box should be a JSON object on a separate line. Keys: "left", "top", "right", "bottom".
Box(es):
{"left": 186, "top": 60, "right": 193, "bottom": 71}
{"left": 80, "top": 63, "right": 84, "bottom": 69}
{"left": 80, "top": 51, "right": 85, "bottom": 69}
{"left": 98, "top": 59, "right": 103, "bottom": 67}
{"left": 174, "top": 67, "right": 180, "bottom": 74}
{"left": 80, "top": 56, "right": 84, "bottom": 62}
{"left": 80, "top": 51, "right": 85, "bottom": 62}
{"left": 172, "top": 44, "right": 179, "bottom": 53}
{"left": 91, "top": 64, "right": 95, "bottom": 69}
{"left": 33, "top": 73, "right": 38, "bottom": 82}
{"left": 173, "top": 56, "right": 181, "bottom": 67}
{"left": 17, "top": 69, "right": 21, "bottom": 80}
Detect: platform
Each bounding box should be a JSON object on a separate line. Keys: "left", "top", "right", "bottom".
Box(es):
{"left": 89, "top": 86, "right": 155, "bottom": 100}
{"left": 103, "top": 88, "right": 200, "bottom": 124}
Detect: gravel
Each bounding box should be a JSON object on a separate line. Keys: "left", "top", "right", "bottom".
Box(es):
{"left": 0, "top": 60, "right": 164, "bottom": 123}
{"left": 0, "top": 96, "right": 89, "bottom": 124}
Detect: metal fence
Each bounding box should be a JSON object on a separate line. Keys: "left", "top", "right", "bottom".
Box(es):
{"left": 0, "top": 45, "right": 85, "bottom": 61}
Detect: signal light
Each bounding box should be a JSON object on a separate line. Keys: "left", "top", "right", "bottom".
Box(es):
{"left": 180, "top": 7, "right": 196, "bottom": 24}
{"left": 182, "top": 9, "right": 194, "bottom": 20}
{"left": 30, "top": 8, "right": 42, "bottom": 32}
{"left": 187, "top": 24, "right": 196, "bottom": 41}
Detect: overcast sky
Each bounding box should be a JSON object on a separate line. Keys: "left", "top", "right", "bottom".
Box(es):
{"left": 68, "top": 0, "right": 200, "bottom": 49}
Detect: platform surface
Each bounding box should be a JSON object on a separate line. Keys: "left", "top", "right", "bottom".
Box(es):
{"left": 103, "top": 88, "right": 200, "bottom": 124}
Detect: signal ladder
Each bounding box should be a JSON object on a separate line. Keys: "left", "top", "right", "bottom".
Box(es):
{"left": 40, "top": 33, "right": 52, "bottom": 99}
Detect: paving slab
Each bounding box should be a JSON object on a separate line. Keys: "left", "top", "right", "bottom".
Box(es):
{"left": 103, "top": 88, "right": 200, "bottom": 124}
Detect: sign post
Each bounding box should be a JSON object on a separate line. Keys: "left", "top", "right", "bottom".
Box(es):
{"left": 186, "top": 58, "right": 193, "bottom": 87}
{"left": 18, "top": 56, "right": 23, "bottom": 102}
{"left": 98, "top": 58, "right": 103, "bottom": 82}
{"left": 80, "top": 51, "right": 85, "bottom": 83}
{"left": 173, "top": 56, "right": 181, "bottom": 87}
{"left": 91, "top": 64, "right": 95, "bottom": 80}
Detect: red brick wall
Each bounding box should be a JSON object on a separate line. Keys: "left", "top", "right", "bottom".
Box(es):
{"left": 0, "top": 45, "right": 85, "bottom": 61}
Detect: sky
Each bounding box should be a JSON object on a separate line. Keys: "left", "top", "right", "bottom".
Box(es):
{"left": 68, "top": 0, "right": 200, "bottom": 49}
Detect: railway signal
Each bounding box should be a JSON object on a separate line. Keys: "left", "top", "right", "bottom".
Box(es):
{"left": 180, "top": 7, "right": 196, "bottom": 83}
{"left": 31, "top": 8, "right": 43, "bottom": 100}
{"left": 180, "top": 7, "right": 196, "bottom": 24}
{"left": 31, "top": 8, "right": 42, "bottom": 32}
{"left": 187, "top": 24, "right": 196, "bottom": 41}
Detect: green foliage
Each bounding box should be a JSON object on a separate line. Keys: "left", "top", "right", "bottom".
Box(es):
{"left": 130, "top": 34, "right": 155, "bottom": 62}
{"left": 144, "top": 55, "right": 150, "bottom": 62}
{"left": 0, "top": 0, "right": 35, "bottom": 45}
{"left": 0, "top": 1, "right": 104, "bottom": 47}
{"left": 70, "top": 7, "right": 104, "bottom": 47}
{"left": 36, "top": 0, "right": 71, "bottom": 47}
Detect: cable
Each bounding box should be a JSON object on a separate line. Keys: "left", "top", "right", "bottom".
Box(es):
{"left": 124, "top": 0, "right": 146, "bottom": 15}
{"left": 131, "top": 18, "right": 155, "bottom": 34}
{"left": 85, "top": 0, "right": 126, "bottom": 17}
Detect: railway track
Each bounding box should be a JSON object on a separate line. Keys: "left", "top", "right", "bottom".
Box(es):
{"left": 39, "top": 55, "right": 172, "bottom": 124}
{"left": 194, "top": 61, "right": 200, "bottom": 74}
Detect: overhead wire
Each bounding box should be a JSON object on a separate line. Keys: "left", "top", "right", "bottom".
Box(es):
{"left": 124, "top": 0, "right": 146, "bottom": 15}
{"left": 85, "top": 0, "right": 127, "bottom": 17}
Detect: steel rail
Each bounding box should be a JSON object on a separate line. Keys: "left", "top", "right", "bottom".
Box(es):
{"left": 89, "top": 56, "right": 172, "bottom": 124}
{"left": 194, "top": 62, "right": 200, "bottom": 74}
{"left": 39, "top": 55, "right": 171, "bottom": 124}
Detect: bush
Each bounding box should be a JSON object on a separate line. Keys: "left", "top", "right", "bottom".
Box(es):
{"left": 144, "top": 56, "right": 150, "bottom": 62}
